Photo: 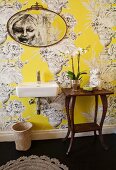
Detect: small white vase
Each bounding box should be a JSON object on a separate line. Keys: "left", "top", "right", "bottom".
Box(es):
{"left": 89, "top": 69, "right": 102, "bottom": 90}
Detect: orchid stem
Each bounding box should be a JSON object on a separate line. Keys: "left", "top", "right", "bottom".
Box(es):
{"left": 78, "top": 53, "right": 80, "bottom": 73}
{"left": 71, "top": 56, "right": 75, "bottom": 79}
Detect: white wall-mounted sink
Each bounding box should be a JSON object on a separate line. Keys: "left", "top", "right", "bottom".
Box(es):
{"left": 16, "top": 82, "right": 59, "bottom": 97}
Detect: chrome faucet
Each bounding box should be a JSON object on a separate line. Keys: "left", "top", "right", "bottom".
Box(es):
{"left": 37, "top": 71, "right": 40, "bottom": 83}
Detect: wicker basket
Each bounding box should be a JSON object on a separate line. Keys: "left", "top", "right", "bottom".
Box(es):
{"left": 12, "top": 122, "right": 33, "bottom": 151}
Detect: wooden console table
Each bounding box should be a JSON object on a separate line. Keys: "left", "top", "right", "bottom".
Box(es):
{"left": 62, "top": 88, "right": 114, "bottom": 155}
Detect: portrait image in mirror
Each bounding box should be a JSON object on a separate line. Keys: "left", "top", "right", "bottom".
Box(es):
{"left": 7, "top": 10, "right": 66, "bottom": 47}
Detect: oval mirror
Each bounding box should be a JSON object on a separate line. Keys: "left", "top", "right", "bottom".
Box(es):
{"left": 7, "top": 4, "right": 67, "bottom": 47}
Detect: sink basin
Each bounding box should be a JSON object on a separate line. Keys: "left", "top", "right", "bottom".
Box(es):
{"left": 16, "top": 82, "right": 59, "bottom": 97}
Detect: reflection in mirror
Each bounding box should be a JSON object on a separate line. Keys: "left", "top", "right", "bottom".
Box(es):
{"left": 7, "top": 4, "right": 67, "bottom": 47}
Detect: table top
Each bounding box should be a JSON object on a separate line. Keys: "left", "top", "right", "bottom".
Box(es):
{"left": 62, "top": 88, "right": 114, "bottom": 96}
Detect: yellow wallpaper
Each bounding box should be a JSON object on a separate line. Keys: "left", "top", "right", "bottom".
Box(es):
{"left": 0, "top": 0, "right": 115, "bottom": 131}
{"left": 19, "top": 0, "right": 102, "bottom": 129}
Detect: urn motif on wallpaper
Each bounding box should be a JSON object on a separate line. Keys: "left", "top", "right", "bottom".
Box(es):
{"left": 83, "top": 0, "right": 116, "bottom": 124}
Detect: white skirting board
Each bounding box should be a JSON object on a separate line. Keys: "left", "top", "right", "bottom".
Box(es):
{"left": 0, "top": 125, "right": 116, "bottom": 142}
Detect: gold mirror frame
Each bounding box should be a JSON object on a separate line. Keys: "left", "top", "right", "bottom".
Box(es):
{"left": 7, "top": 3, "right": 67, "bottom": 47}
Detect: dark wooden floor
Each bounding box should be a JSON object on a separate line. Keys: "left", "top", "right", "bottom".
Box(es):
{"left": 0, "top": 134, "right": 116, "bottom": 170}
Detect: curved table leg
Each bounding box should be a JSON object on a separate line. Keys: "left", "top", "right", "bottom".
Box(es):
{"left": 64, "top": 96, "right": 71, "bottom": 141}
{"left": 94, "top": 95, "right": 98, "bottom": 141}
{"left": 98, "top": 129, "right": 108, "bottom": 150}
{"left": 99, "top": 95, "right": 108, "bottom": 150}
{"left": 66, "top": 96, "right": 76, "bottom": 155}
{"left": 93, "top": 130, "right": 97, "bottom": 142}
{"left": 66, "top": 128, "right": 75, "bottom": 155}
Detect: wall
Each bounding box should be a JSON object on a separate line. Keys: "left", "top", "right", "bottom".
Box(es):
{"left": 0, "top": 0, "right": 115, "bottom": 137}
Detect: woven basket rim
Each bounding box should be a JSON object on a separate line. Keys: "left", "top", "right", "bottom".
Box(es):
{"left": 12, "top": 122, "right": 33, "bottom": 132}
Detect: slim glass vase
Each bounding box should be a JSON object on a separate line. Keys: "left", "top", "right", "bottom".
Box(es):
{"left": 71, "top": 80, "right": 80, "bottom": 91}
